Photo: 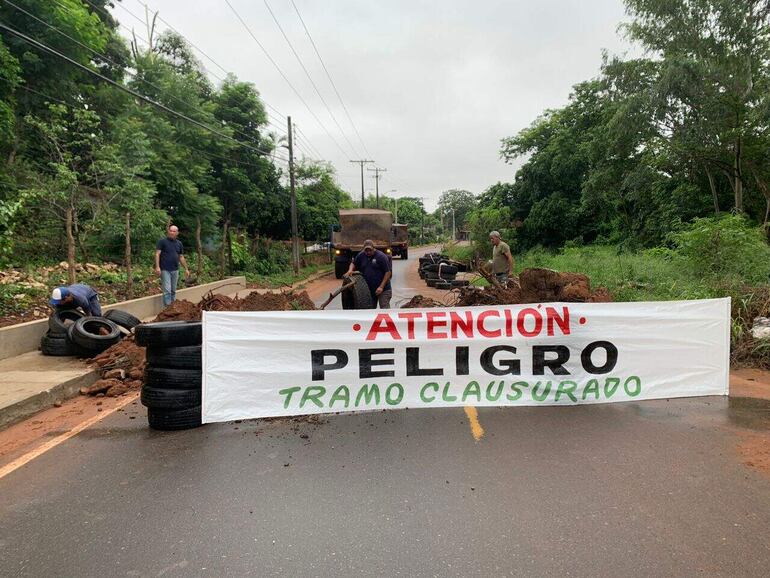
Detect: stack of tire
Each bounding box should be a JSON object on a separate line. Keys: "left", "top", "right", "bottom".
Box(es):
{"left": 136, "top": 321, "right": 203, "bottom": 431}
{"left": 418, "top": 253, "right": 469, "bottom": 291}
{"left": 41, "top": 309, "right": 139, "bottom": 357}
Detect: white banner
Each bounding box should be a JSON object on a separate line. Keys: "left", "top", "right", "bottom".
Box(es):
{"left": 202, "top": 299, "right": 731, "bottom": 423}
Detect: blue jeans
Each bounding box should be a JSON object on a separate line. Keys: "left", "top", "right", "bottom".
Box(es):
{"left": 161, "top": 269, "right": 179, "bottom": 306}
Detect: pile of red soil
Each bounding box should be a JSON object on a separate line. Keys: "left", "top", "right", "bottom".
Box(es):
{"left": 410, "top": 268, "right": 612, "bottom": 308}
{"left": 81, "top": 290, "right": 317, "bottom": 399}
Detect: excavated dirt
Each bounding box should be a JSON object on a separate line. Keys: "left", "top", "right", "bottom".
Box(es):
{"left": 238, "top": 291, "right": 316, "bottom": 312}
{"left": 81, "top": 290, "right": 317, "bottom": 399}
{"left": 411, "top": 268, "right": 613, "bottom": 308}
{"left": 401, "top": 295, "right": 441, "bottom": 309}
{"left": 153, "top": 299, "right": 201, "bottom": 322}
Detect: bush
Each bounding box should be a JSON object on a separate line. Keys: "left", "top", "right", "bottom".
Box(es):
{"left": 670, "top": 215, "right": 770, "bottom": 285}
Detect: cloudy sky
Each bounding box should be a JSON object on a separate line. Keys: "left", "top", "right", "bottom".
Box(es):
{"left": 111, "top": 0, "right": 634, "bottom": 209}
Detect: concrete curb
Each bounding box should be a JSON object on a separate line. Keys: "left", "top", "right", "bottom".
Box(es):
{"left": 0, "top": 368, "right": 99, "bottom": 430}
{"left": 0, "top": 276, "right": 245, "bottom": 361}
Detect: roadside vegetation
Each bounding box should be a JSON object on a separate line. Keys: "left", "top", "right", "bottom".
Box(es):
{"left": 439, "top": 0, "right": 770, "bottom": 367}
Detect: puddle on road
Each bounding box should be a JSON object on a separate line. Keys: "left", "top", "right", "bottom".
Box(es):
{"left": 728, "top": 397, "right": 770, "bottom": 431}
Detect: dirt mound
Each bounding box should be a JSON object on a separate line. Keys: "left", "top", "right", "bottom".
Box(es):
{"left": 199, "top": 293, "right": 238, "bottom": 311}
{"left": 287, "top": 291, "right": 316, "bottom": 311}
{"left": 239, "top": 290, "right": 316, "bottom": 312}
{"left": 437, "top": 268, "right": 612, "bottom": 307}
{"left": 153, "top": 299, "right": 200, "bottom": 322}
{"left": 401, "top": 295, "right": 441, "bottom": 308}
{"left": 84, "top": 336, "right": 145, "bottom": 397}
{"left": 78, "top": 289, "right": 316, "bottom": 402}
{"left": 518, "top": 268, "right": 591, "bottom": 302}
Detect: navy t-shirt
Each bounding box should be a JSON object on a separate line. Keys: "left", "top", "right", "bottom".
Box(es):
{"left": 156, "top": 237, "right": 184, "bottom": 271}
{"left": 354, "top": 250, "right": 392, "bottom": 293}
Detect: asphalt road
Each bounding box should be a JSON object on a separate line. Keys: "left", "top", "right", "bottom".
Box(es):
{"left": 1, "top": 249, "right": 770, "bottom": 577}
{"left": 308, "top": 246, "right": 445, "bottom": 310}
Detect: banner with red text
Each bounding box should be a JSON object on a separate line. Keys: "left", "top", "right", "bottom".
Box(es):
{"left": 201, "top": 299, "right": 730, "bottom": 423}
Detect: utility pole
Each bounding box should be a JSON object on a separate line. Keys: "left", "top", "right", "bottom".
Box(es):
{"left": 452, "top": 208, "right": 456, "bottom": 241}
{"left": 419, "top": 196, "right": 425, "bottom": 244}
{"left": 367, "top": 167, "right": 387, "bottom": 209}
{"left": 389, "top": 190, "right": 398, "bottom": 222}
{"left": 349, "top": 159, "right": 374, "bottom": 207}
{"left": 288, "top": 116, "right": 300, "bottom": 274}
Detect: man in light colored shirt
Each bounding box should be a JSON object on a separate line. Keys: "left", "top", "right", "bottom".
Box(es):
{"left": 489, "top": 230, "right": 513, "bottom": 283}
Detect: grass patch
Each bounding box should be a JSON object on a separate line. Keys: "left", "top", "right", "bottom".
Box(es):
{"left": 515, "top": 245, "right": 719, "bottom": 302}
{"left": 246, "top": 263, "right": 332, "bottom": 289}
{"left": 443, "top": 242, "right": 475, "bottom": 263}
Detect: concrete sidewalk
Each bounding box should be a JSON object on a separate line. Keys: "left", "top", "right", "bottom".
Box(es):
{"left": 0, "top": 352, "right": 97, "bottom": 429}
{"left": 0, "top": 269, "right": 332, "bottom": 431}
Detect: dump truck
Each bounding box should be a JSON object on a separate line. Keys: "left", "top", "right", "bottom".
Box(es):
{"left": 331, "top": 209, "right": 408, "bottom": 278}
{"left": 391, "top": 223, "right": 409, "bottom": 260}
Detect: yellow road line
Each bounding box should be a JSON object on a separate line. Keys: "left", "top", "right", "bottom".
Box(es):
{"left": 0, "top": 393, "right": 138, "bottom": 481}
{"left": 463, "top": 406, "right": 485, "bottom": 441}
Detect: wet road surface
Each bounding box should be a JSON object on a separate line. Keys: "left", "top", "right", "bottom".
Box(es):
{"left": 1, "top": 248, "right": 770, "bottom": 577}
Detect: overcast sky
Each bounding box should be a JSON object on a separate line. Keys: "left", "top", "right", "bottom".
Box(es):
{"left": 113, "top": 0, "right": 634, "bottom": 210}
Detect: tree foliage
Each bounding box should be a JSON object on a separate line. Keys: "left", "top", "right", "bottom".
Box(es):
{"left": 478, "top": 0, "right": 770, "bottom": 252}
{"left": 0, "top": 3, "right": 350, "bottom": 271}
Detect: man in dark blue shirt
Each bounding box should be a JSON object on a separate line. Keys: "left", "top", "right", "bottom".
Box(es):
{"left": 155, "top": 225, "right": 190, "bottom": 306}
{"left": 50, "top": 284, "right": 102, "bottom": 316}
{"left": 346, "top": 239, "right": 392, "bottom": 308}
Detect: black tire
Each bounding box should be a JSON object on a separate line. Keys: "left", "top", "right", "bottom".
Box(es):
{"left": 435, "top": 281, "right": 452, "bottom": 290}
{"left": 439, "top": 274, "right": 457, "bottom": 282}
{"left": 104, "top": 309, "right": 141, "bottom": 330}
{"left": 436, "top": 264, "right": 459, "bottom": 276}
{"left": 451, "top": 280, "right": 470, "bottom": 287}
{"left": 341, "top": 274, "right": 373, "bottom": 310}
{"left": 424, "top": 271, "right": 439, "bottom": 280}
{"left": 147, "top": 406, "right": 203, "bottom": 431}
{"left": 48, "top": 310, "right": 84, "bottom": 335}
{"left": 146, "top": 345, "right": 202, "bottom": 369}
{"left": 144, "top": 366, "right": 202, "bottom": 390}
{"left": 135, "top": 321, "right": 202, "bottom": 348}
{"left": 67, "top": 317, "right": 121, "bottom": 353}
{"left": 141, "top": 385, "right": 201, "bottom": 410}
{"left": 334, "top": 260, "right": 349, "bottom": 279}
{"left": 40, "top": 332, "right": 81, "bottom": 356}
{"left": 426, "top": 279, "right": 439, "bottom": 288}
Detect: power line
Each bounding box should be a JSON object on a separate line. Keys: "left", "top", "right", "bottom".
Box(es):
{"left": 8, "top": 0, "right": 284, "bottom": 158}
{"left": 0, "top": 21, "right": 289, "bottom": 161}
{"left": 289, "top": 0, "right": 371, "bottom": 158}
{"left": 223, "top": 0, "right": 349, "bottom": 159}
{"left": 18, "top": 83, "right": 273, "bottom": 171}
{"left": 8, "top": 0, "right": 282, "bottom": 155}
{"left": 84, "top": 0, "right": 291, "bottom": 131}
{"left": 129, "top": 0, "right": 230, "bottom": 77}
{"left": 295, "top": 126, "right": 323, "bottom": 159}
{"left": 261, "top": 0, "right": 358, "bottom": 158}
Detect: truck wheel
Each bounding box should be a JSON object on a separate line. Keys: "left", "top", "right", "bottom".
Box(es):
{"left": 342, "top": 275, "right": 373, "bottom": 310}
{"left": 334, "top": 260, "right": 349, "bottom": 279}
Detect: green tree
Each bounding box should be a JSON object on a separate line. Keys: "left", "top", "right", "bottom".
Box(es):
{"left": 437, "top": 189, "right": 476, "bottom": 238}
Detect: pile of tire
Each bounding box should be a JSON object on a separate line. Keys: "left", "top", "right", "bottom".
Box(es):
{"left": 418, "top": 252, "right": 470, "bottom": 290}
{"left": 136, "top": 321, "right": 203, "bottom": 431}
{"left": 41, "top": 309, "right": 139, "bottom": 357}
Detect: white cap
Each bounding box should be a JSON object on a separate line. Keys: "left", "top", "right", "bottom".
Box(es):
{"left": 51, "top": 288, "right": 63, "bottom": 301}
